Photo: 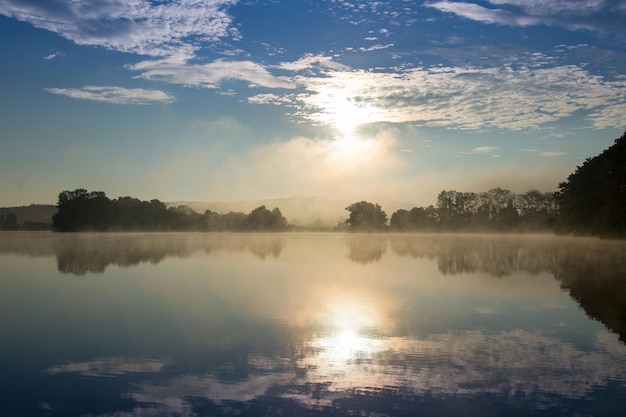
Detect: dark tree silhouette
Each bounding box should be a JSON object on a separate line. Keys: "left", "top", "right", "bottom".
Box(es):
{"left": 344, "top": 201, "right": 388, "bottom": 231}
{"left": 243, "top": 206, "right": 288, "bottom": 231}
{"left": 390, "top": 188, "right": 556, "bottom": 232}
{"left": 554, "top": 130, "right": 626, "bottom": 237}
{"left": 52, "top": 189, "right": 115, "bottom": 231}
{"left": 51, "top": 189, "right": 290, "bottom": 232}
{"left": 0, "top": 213, "right": 18, "bottom": 230}
{"left": 390, "top": 206, "right": 438, "bottom": 231}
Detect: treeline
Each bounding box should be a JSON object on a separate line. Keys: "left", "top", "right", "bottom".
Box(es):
{"left": 0, "top": 204, "right": 55, "bottom": 230}
{"left": 344, "top": 130, "right": 626, "bottom": 237}
{"left": 35, "top": 131, "right": 626, "bottom": 237}
{"left": 52, "top": 189, "right": 288, "bottom": 232}
{"left": 341, "top": 189, "right": 557, "bottom": 232}
{"left": 0, "top": 212, "right": 51, "bottom": 231}
{"left": 398, "top": 188, "right": 557, "bottom": 232}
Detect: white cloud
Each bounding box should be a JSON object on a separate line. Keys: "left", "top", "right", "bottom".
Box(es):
{"left": 589, "top": 101, "right": 626, "bottom": 129}
{"left": 469, "top": 146, "right": 497, "bottom": 154}
{"left": 427, "top": 1, "right": 542, "bottom": 26}
{"left": 128, "top": 58, "right": 295, "bottom": 89}
{"left": 541, "top": 151, "right": 567, "bottom": 157}
{"left": 45, "top": 85, "right": 175, "bottom": 104}
{"left": 43, "top": 52, "right": 62, "bottom": 60}
{"left": 359, "top": 43, "right": 395, "bottom": 52}
{"left": 248, "top": 93, "right": 294, "bottom": 105}
{"left": 427, "top": 0, "right": 626, "bottom": 35}
{"left": 0, "top": 0, "right": 239, "bottom": 57}
{"left": 273, "top": 54, "right": 350, "bottom": 72}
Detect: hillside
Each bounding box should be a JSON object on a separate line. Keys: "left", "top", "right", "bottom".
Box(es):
{"left": 0, "top": 204, "right": 55, "bottom": 225}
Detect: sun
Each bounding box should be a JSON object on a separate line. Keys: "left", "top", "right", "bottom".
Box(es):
{"left": 330, "top": 97, "right": 370, "bottom": 138}
{"left": 335, "top": 110, "right": 362, "bottom": 138}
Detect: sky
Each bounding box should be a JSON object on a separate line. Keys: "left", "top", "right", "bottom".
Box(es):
{"left": 1, "top": 0, "right": 625, "bottom": 209}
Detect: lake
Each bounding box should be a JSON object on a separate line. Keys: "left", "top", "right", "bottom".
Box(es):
{"left": 1, "top": 232, "right": 626, "bottom": 416}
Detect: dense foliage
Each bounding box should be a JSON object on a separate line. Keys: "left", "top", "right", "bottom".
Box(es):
{"left": 389, "top": 188, "right": 557, "bottom": 232}
{"left": 343, "top": 201, "right": 388, "bottom": 231}
{"left": 553, "top": 131, "right": 626, "bottom": 238}
{"left": 0, "top": 213, "right": 18, "bottom": 230}
{"left": 52, "top": 189, "right": 288, "bottom": 232}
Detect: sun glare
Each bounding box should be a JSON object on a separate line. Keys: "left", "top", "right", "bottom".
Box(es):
{"left": 335, "top": 111, "right": 361, "bottom": 138}
{"left": 312, "top": 328, "right": 379, "bottom": 364}
{"left": 306, "top": 297, "right": 384, "bottom": 367}
{"left": 329, "top": 134, "right": 374, "bottom": 162}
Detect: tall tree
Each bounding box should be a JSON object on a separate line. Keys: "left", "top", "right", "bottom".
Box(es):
{"left": 554, "top": 131, "right": 626, "bottom": 237}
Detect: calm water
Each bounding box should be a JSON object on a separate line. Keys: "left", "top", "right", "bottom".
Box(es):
{"left": 1, "top": 232, "right": 626, "bottom": 417}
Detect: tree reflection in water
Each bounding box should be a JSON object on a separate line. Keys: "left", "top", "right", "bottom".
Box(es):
{"left": 1, "top": 232, "right": 625, "bottom": 344}
{"left": 0, "top": 233, "right": 286, "bottom": 275}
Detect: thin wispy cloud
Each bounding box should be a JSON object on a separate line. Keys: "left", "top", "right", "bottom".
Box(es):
{"left": 470, "top": 146, "right": 497, "bottom": 154}
{"left": 43, "top": 52, "right": 63, "bottom": 60}
{"left": 128, "top": 58, "right": 295, "bottom": 90}
{"left": 427, "top": 0, "right": 626, "bottom": 36}
{"left": 45, "top": 86, "right": 175, "bottom": 104}
{"left": 359, "top": 43, "right": 395, "bottom": 52}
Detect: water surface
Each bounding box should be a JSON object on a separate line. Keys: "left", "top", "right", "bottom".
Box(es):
{"left": 1, "top": 232, "right": 626, "bottom": 416}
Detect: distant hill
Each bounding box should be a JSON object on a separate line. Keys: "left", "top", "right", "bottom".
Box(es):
{"left": 0, "top": 204, "right": 56, "bottom": 225}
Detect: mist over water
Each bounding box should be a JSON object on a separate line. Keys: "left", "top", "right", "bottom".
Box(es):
{"left": 1, "top": 232, "right": 626, "bottom": 416}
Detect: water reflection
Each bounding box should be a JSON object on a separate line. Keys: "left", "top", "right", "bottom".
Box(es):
{"left": 0, "top": 232, "right": 286, "bottom": 274}
{"left": 1, "top": 232, "right": 626, "bottom": 416}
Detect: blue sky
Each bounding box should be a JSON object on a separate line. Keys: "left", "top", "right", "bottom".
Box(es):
{"left": 1, "top": 0, "right": 625, "bottom": 208}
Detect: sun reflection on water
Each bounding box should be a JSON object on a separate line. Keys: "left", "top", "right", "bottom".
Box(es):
{"left": 311, "top": 328, "right": 382, "bottom": 365}
{"left": 306, "top": 296, "right": 387, "bottom": 379}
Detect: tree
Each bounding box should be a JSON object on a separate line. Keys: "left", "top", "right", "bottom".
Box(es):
{"left": 344, "top": 201, "right": 387, "bottom": 231}
{"left": 243, "top": 206, "right": 288, "bottom": 231}
{"left": 554, "top": 130, "right": 626, "bottom": 237}
{"left": 390, "top": 206, "right": 438, "bottom": 231}
{"left": 0, "top": 213, "right": 18, "bottom": 230}
{"left": 52, "top": 189, "right": 114, "bottom": 231}
{"left": 436, "top": 190, "right": 477, "bottom": 229}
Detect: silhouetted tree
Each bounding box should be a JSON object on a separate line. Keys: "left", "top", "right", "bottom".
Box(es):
{"left": 51, "top": 189, "right": 291, "bottom": 232}
{"left": 0, "top": 213, "right": 18, "bottom": 230}
{"left": 243, "top": 206, "right": 288, "bottom": 231}
{"left": 517, "top": 190, "right": 558, "bottom": 231}
{"left": 344, "top": 201, "right": 387, "bottom": 231}
{"left": 554, "top": 130, "right": 626, "bottom": 237}
{"left": 436, "top": 190, "right": 476, "bottom": 229}
{"left": 390, "top": 206, "right": 438, "bottom": 231}
{"left": 392, "top": 188, "right": 555, "bottom": 232}
{"left": 53, "top": 189, "right": 114, "bottom": 231}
